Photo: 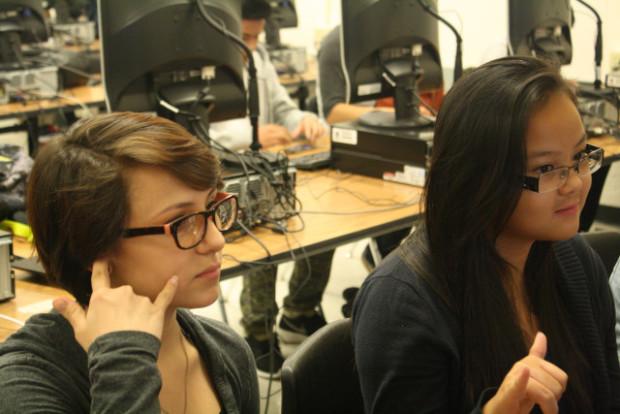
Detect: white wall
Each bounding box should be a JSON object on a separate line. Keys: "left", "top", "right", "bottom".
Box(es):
{"left": 282, "top": 0, "right": 620, "bottom": 84}
{"left": 564, "top": 0, "right": 620, "bottom": 81}
{"left": 276, "top": 0, "right": 341, "bottom": 56}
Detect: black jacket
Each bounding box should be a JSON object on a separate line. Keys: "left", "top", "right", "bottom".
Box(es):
{"left": 352, "top": 235, "right": 620, "bottom": 413}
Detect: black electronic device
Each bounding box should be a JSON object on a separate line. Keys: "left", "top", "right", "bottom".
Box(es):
{"left": 47, "top": 0, "right": 89, "bottom": 24}
{"left": 340, "top": 0, "right": 442, "bottom": 129}
{"left": 284, "top": 142, "right": 313, "bottom": 155}
{"left": 0, "top": 0, "right": 50, "bottom": 65}
{"left": 265, "top": 0, "right": 296, "bottom": 49}
{"left": 0, "top": 230, "right": 14, "bottom": 302}
{"left": 49, "top": 0, "right": 97, "bottom": 46}
{"left": 221, "top": 163, "right": 297, "bottom": 229}
{"left": 331, "top": 0, "right": 443, "bottom": 184}
{"left": 330, "top": 122, "right": 432, "bottom": 186}
{"left": 509, "top": 0, "right": 572, "bottom": 66}
{"left": 264, "top": 0, "right": 306, "bottom": 76}
{"left": 0, "top": 0, "right": 49, "bottom": 44}
{"left": 290, "top": 151, "right": 331, "bottom": 170}
{"left": 98, "top": 0, "right": 247, "bottom": 126}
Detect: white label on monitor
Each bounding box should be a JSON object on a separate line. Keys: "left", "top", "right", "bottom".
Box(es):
{"left": 332, "top": 127, "right": 358, "bottom": 145}
{"left": 357, "top": 83, "right": 381, "bottom": 96}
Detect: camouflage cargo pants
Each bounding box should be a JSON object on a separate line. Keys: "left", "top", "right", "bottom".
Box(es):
{"left": 240, "top": 249, "right": 335, "bottom": 338}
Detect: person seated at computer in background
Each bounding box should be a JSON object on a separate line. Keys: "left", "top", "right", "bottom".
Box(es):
{"left": 317, "top": 26, "right": 426, "bottom": 271}
{"left": 611, "top": 256, "right": 620, "bottom": 363}
{"left": 352, "top": 56, "right": 620, "bottom": 413}
{"left": 0, "top": 113, "right": 259, "bottom": 414}
{"left": 210, "top": 1, "right": 324, "bottom": 150}
{"left": 209, "top": 0, "right": 332, "bottom": 377}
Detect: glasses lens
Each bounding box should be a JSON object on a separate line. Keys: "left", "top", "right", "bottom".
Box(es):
{"left": 586, "top": 149, "right": 603, "bottom": 174}
{"left": 538, "top": 168, "right": 568, "bottom": 193}
{"left": 176, "top": 213, "right": 206, "bottom": 248}
{"left": 214, "top": 197, "right": 237, "bottom": 231}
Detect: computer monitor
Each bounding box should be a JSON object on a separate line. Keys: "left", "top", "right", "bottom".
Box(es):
{"left": 0, "top": 0, "right": 50, "bottom": 65}
{"left": 509, "top": 0, "right": 572, "bottom": 66}
{"left": 98, "top": 0, "right": 246, "bottom": 126}
{"left": 47, "top": 0, "right": 88, "bottom": 24}
{"left": 265, "top": 0, "right": 296, "bottom": 49}
{"left": 340, "top": 0, "right": 443, "bottom": 129}
{"left": 0, "top": 0, "right": 49, "bottom": 43}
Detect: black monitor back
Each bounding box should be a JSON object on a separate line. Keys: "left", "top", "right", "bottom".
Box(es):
{"left": 0, "top": 0, "right": 50, "bottom": 43}
{"left": 269, "top": 0, "right": 297, "bottom": 29}
{"left": 341, "top": 0, "right": 442, "bottom": 105}
{"left": 509, "top": 0, "right": 572, "bottom": 65}
{"left": 48, "top": 0, "right": 89, "bottom": 23}
{"left": 99, "top": 0, "right": 246, "bottom": 123}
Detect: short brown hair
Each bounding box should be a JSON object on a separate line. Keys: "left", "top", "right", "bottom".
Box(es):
{"left": 27, "top": 112, "right": 221, "bottom": 305}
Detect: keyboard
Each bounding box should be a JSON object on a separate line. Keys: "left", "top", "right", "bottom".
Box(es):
{"left": 290, "top": 151, "right": 331, "bottom": 170}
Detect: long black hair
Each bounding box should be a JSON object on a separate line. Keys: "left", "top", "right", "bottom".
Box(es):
{"left": 407, "top": 56, "right": 592, "bottom": 411}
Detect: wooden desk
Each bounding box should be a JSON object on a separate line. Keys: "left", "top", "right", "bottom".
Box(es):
{"left": 0, "top": 281, "right": 70, "bottom": 342}
{"left": 0, "top": 85, "right": 105, "bottom": 119}
{"left": 222, "top": 169, "right": 421, "bottom": 277}
{"left": 0, "top": 84, "right": 106, "bottom": 154}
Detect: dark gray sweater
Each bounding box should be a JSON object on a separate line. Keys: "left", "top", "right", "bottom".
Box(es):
{"left": 0, "top": 309, "right": 259, "bottom": 413}
{"left": 353, "top": 235, "right": 620, "bottom": 413}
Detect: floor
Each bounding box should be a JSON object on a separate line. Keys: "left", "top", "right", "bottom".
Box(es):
{"left": 191, "top": 163, "right": 620, "bottom": 414}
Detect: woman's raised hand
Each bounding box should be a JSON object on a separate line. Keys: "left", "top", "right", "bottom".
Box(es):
{"left": 483, "top": 332, "right": 568, "bottom": 414}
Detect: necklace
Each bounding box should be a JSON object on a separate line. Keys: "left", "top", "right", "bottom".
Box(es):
{"left": 161, "top": 330, "right": 190, "bottom": 414}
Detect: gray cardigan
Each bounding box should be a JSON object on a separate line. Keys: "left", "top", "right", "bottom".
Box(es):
{"left": 0, "top": 308, "right": 259, "bottom": 413}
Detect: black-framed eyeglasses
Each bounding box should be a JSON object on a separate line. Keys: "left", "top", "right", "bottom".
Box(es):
{"left": 521, "top": 144, "right": 604, "bottom": 193}
{"left": 122, "top": 192, "right": 238, "bottom": 250}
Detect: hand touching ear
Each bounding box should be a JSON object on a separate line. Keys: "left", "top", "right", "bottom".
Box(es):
{"left": 53, "top": 260, "right": 178, "bottom": 350}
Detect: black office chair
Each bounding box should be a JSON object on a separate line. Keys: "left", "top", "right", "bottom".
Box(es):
{"left": 281, "top": 318, "right": 364, "bottom": 414}
{"left": 581, "top": 231, "right": 620, "bottom": 278}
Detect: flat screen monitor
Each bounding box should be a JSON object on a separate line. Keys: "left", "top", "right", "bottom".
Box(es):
{"left": 98, "top": 0, "right": 246, "bottom": 124}
{"left": 0, "top": 0, "right": 50, "bottom": 65}
{"left": 509, "top": 0, "right": 572, "bottom": 66}
{"left": 341, "top": 0, "right": 442, "bottom": 129}
{"left": 47, "top": 0, "right": 89, "bottom": 23}
{"left": 0, "top": 0, "right": 49, "bottom": 43}
{"left": 265, "top": 0, "right": 296, "bottom": 48}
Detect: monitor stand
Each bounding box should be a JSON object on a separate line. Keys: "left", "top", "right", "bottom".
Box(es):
{"left": 359, "top": 110, "right": 433, "bottom": 129}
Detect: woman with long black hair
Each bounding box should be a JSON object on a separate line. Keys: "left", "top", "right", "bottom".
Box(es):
{"left": 352, "top": 56, "right": 620, "bottom": 413}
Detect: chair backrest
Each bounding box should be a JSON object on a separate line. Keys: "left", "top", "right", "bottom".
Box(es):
{"left": 281, "top": 318, "right": 364, "bottom": 414}
{"left": 581, "top": 231, "right": 620, "bottom": 278}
